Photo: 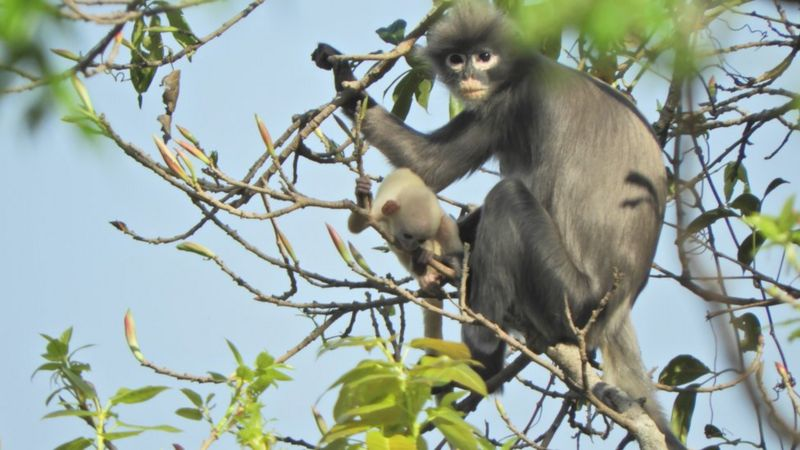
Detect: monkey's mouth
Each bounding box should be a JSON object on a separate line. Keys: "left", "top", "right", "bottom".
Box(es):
{"left": 460, "top": 87, "right": 487, "bottom": 100}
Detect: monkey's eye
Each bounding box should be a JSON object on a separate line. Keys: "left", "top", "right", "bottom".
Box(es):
{"left": 446, "top": 53, "right": 466, "bottom": 69}
{"left": 403, "top": 233, "right": 414, "bottom": 240}
{"left": 473, "top": 51, "right": 499, "bottom": 70}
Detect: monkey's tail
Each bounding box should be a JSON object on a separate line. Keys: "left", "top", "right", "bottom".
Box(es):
{"left": 600, "top": 315, "right": 688, "bottom": 450}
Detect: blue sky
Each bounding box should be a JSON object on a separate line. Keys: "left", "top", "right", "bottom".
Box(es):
{"left": 1, "top": 1, "right": 799, "bottom": 449}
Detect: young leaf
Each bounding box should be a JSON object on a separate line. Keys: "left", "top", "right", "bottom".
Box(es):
{"left": 227, "top": 339, "right": 245, "bottom": 366}
{"left": 723, "top": 162, "right": 750, "bottom": 201}
{"left": 176, "top": 241, "right": 216, "bottom": 258}
{"left": 737, "top": 231, "right": 766, "bottom": 266}
{"left": 732, "top": 313, "right": 762, "bottom": 352}
{"left": 409, "top": 338, "right": 471, "bottom": 360}
{"left": 375, "top": 19, "right": 407, "bottom": 45}
{"left": 764, "top": 177, "right": 789, "bottom": 199}
{"left": 180, "top": 388, "right": 203, "bottom": 408}
{"left": 684, "top": 208, "right": 737, "bottom": 236}
{"left": 670, "top": 386, "right": 698, "bottom": 444}
{"left": 110, "top": 386, "right": 169, "bottom": 405}
{"left": 658, "top": 355, "right": 710, "bottom": 386}
{"left": 175, "top": 407, "right": 203, "bottom": 421}
{"left": 729, "top": 193, "right": 761, "bottom": 215}
{"left": 55, "top": 437, "right": 93, "bottom": 450}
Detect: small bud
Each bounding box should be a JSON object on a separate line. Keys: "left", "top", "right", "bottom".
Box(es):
{"left": 348, "top": 242, "right": 375, "bottom": 275}
{"left": 176, "top": 139, "right": 211, "bottom": 166}
{"left": 109, "top": 220, "right": 129, "bottom": 233}
{"left": 176, "top": 125, "right": 200, "bottom": 147}
{"left": 255, "top": 114, "right": 275, "bottom": 157}
{"left": 51, "top": 48, "right": 80, "bottom": 61}
{"left": 70, "top": 75, "right": 94, "bottom": 114}
{"left": 176, "top": 241, "right": 216, "bottom": 259}
{"left": 153, "top": 136, "right": 190, "bottom": 183}
{"left": 325, "top": 223, "right": 353, "bottom": 265}
{"left": 708, "top": 75, "right": 717, "bottom": 99}
{"left": 276, "top": 229, "right": 298, "bottom": 264}
{"left": 312, "top": 406, "right": 328, "bottom": 435}
{"left": 176, "top": 149, "right": 198, "bottom": 185}
{"left": 124, "top": 310, "right": 145, "bottom": 363}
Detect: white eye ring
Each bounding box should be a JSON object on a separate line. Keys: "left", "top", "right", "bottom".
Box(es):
{"left": 472, "top": 51, "right": 498, "bottom": 70}
{"left": 446, "top": 53, "right": 466, "bottom": 69}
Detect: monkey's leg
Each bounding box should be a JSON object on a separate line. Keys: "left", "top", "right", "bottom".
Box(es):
{"left": 462, "top": 178, "right": 599, "bottom": 381}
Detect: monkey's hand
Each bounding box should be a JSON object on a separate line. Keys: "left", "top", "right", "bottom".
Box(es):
{"left": 311, "top": 43, "right": 340, "bottom": 71}
{"left": 354, "top": 175, "right": 373, "bottom": 208}
{"left": 312, "top": 43, "right": 357, "bottom": 90}
{"left": 312, "top": 43, "right": 371, "bottom": 116}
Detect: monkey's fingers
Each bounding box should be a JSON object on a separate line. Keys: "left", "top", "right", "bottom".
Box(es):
{"left": 311, "top": 43, "right": 342, "bottom": 70}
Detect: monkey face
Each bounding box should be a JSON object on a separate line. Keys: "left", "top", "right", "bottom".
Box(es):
{"left": 394, "top": 230, "right": 428, "bottom": 253}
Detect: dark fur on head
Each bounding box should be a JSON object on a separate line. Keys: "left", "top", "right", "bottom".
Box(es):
{"left": 424, "top": 0, "right": 514, "bottom": 65}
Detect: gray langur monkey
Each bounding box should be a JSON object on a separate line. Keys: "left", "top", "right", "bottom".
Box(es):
{"left": 314, "top": 1, "right": 679, "bottom": 448}
{"left": 348, "top": 168, "right": 464, "bottom": 340}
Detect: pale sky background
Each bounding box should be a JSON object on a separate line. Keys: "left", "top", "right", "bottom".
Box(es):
{"left": 1, "top": 1, "right": 799, "bottom": 449}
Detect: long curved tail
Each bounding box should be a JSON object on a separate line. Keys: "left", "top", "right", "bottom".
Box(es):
{"left": 600, "top": 315, "right": 688, "bottom": 450}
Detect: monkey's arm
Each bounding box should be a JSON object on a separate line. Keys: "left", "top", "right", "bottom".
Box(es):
{"left": 347, "top": 176, "right": 373, "bottom": 234}
{"left": 312, "top": 43, "right": 492, "bottom": 192}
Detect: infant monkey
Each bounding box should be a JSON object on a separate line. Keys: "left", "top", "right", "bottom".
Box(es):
{"left": 348, "top": 168, "right": 463, "bottom": 339}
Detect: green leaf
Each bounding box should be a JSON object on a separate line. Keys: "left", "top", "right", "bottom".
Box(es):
{"left": 321, "top": 421, "right": 372, "bottom": 444}
{"left": 180, "top": 388, "right": 203, "bottom": 408}
{"left": 732, "top": 313, "right": 761, "bottom": 353}
{"left": 60, "top": 367, "right": 98, "bottom": 400}
{"left": 730, "top": 193, "right": 761, "bottom": 215}
{"left": 43, "top": 409, "right": 95, "bottom": 419}
{"left": 320, "top": 337, "right": 385, "bottom": 355}
{"left": 704, "top": 424, "right": 725, "bottom": 439}
{"left": 55, "top": 437, "right": 93, "bottom": 450}
{"left": 366, "top": 430, "right": 416, "bottom": 450}
{"left": 670, "top": 386, "right": 698, "bottom": 445}
{"left": 110, "top": 386, "right": 169, "bottom": 405}
{"left": 103, "top": 430, "right": 144, "bottom": 440}
{"left": 375, "top": 19, "right": 407, "bottom": 45}
{"left": 428, "top": 408, "right": 478, "bottom": 450}
{"left": 412, "top": 357, "right": 487, "bottom": 395}
{"left": 176, "top": 241, "right": 216, "bottom": 258}
{"left": 391, "top": 71, "right": 416, "bottom": 120}
{"left": 115, "top": 420, "right": 181, "bottom": 433}
{"left": 176, "top": 407, "right": 203, "bottom": 420}
{"left": 449, "top": 95, "right": 463, "bottom": 119}
{"left": 685, "top": 208, "right": 737, "bottom": 236}
{"left": 764, "top": 177, "right": 789, "bottom": 199}
{"left": 337, "top": 395, "right": 404, "bottom": 425}
{"left": 227, "top": 339, "right": 245, "bottom": 366}
{"left": 723, "top": 162, "right": 749, "bottom": 201}
{"left": 737, "top": 231, "right": 766, "bottom": 266}
{"left": 410, "top": 338, "right": 472, "bottom": 360}
{"left": 658, "top": 355, "right": 710, "bottom": 386}
{"left": 414, "top": 77, "right": 433, "bottom": 110}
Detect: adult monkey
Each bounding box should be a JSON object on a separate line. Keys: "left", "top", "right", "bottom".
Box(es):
{"left": 313, "top": 0, "right": 676, "bottom": 447}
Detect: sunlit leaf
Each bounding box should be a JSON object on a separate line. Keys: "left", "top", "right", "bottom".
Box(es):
{"left": 110, "top": 386, "right": 169, "bottom": 405}
{"left": 732, "top": 313, "right": 761, "bottom": 353}
{"left": 409, "top": 338, "right": 471, "bottom": 360}
{"left": 658, "top": 355, "right": 710, "bottom": 386}
{"left": 670, "top": 386, "right": 698, "bottom": 445}
{"left": 375, "top": 19, "right": 407, "bottom": 45}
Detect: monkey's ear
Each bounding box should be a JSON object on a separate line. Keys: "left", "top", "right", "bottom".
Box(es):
{"left": 382, "top": 200, "right": 400, "bottom": 215}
